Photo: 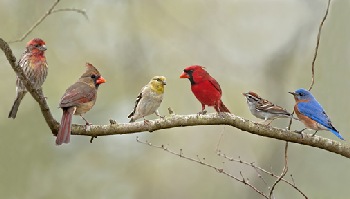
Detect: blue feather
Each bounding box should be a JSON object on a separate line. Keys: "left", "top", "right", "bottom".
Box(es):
{"left": 297, "top": 100, "right": 344, "bottom": 140}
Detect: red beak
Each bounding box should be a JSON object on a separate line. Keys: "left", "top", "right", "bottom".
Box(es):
{"left": 96, "top": 76, "right": 106, "bottom": 84}
{"left": 180, "top": 72, "right": 189, "bottom": 78}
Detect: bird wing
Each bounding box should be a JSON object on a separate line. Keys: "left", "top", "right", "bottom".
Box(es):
{"left": 256, "top": 100, "right": 290, "bottom": 115}
{"left": 128, "top": 85, "right": 147, "bottom": 118}
{"left": 59, "top": 82, "right": 96, "bottom": 108}
{"left": 297, "top": 100, "right": 332, "bottom": 128}
{"left": 208, "top": 77, "right": 222, "bottom": 95}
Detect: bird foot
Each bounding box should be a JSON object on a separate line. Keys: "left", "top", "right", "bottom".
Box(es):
{"left": 294, "top": 129, "right": 305, "bottom": 138}
{"left": 197, "top": 110, "right": 207, "bottom": 115}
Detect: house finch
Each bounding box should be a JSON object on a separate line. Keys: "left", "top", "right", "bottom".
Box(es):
{"left": 243, "top": 91, "right": 296, "bottom": 124}
{"left": 56, "top": 63, "right": 106, "bottom": 145}
{"left": 128, "top": 76, "right": 166, "bottom": 123}
{"left": 8, "top": 38, "right": 48, "bottom": 118}
{"left": 180, "top": 65, "right": 230, "bottom": 113}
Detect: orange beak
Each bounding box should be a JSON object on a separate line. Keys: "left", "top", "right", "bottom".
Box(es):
{"left": 96, "top": 76, "right": 106, "bottom": 84}
{"left": 180, "top": 72, "right": 189, "bottom": 78}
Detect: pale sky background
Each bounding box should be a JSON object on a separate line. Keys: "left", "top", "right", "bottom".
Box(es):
{"left": 1, "top": 0, "right": 350, "bottom": 198}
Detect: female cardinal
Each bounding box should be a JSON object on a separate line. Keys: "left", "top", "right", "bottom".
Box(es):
{"left": 180, "top": 65, "right": 230, "bottom": 113}
{"left": 56, "top": 63, "right": 106, "bottom": 145}
{"left": 128, "top": 76, "right": 166, "bottom": 123}
{"left": 9, "top": 38, "right": 48, "bottom": 118}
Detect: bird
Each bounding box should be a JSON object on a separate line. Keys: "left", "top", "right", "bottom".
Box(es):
{"left": 243, "top": 91, "right": 297, "bottom": 124}
{"left": 180, "top": 65, "right": 230, "bottom": 114}
{"left": 56, "top": 63, "right": 106, "bottom": 145}
{"left": 128, "top": 76, "right": 166, "bottom": 123}
{"left": 8, "top": 38, "right": 48, "bottom": 118}
{"left": 289, "top": 88, "right": 344, "bottom": 140}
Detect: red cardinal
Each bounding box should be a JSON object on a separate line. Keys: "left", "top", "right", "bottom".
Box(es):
{"left": 180, "top": 65, "right": 230, "bottom": 113}
{"left": 9, "top": 38, "right": 48, "bottom": 118}
{"left": 56, "top": 63, "right": 106, "bottom": 145}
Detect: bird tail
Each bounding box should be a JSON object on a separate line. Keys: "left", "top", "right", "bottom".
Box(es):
{"left": 329, "top": 127, "right": 345, "bottom": 140}
{"left": 216, "top": 100, "right": 230, "bottom": 113}
{"left": 56, "top": 108, "right": 74, "bottom": 145}
{"left": 8, "top": 91, "right": 27, "bottom": 119}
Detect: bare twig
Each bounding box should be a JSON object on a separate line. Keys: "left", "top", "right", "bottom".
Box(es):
{"left": 8, "top": 0, "right": 87, "bottom": 43}
{"left": 308, "top": 0, "right": 331, "bottom": 91}
{"left": 136, "top": 137, "right": 268, "bottom": 198}
{"left": 52, "top": 8, "right": 88, "bottom": 20}
{"left": 217, "top": 152, "right": 308, "bottom": 198}
{"left": 269, "top": 142, "right": 290, "bottom": 198}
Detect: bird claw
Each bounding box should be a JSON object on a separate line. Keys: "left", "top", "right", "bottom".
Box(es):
{"left": 197, "top": 110, "right": 207, "bottom": 115}
{"left": 294, "top": 129, "right": 304, "bottom": 138}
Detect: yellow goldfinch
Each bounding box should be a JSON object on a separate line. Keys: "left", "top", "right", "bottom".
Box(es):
{"left": 128, "top": 76, "right": 166, "bottom": 123}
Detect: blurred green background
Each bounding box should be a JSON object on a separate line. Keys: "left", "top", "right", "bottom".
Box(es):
{"left": 1, "top": 0, "right": 350, "bottom": 198}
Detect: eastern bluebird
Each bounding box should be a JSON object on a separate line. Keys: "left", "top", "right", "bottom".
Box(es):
{"left": 243, "top": 91, "right": 297, "bottom": 124}
{"left": 289, "top": 88, "right": 344, "bottom": 140}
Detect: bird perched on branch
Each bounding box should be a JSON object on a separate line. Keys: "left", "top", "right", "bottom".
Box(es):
{"left": 180, "top": 65, "right": 230, "bottom": 114}
{"left": 289, "top": 88, "right": 344, "bottom": 140}
{"left": 243, "top": 91, "right": 297, "bottom": 124}
{"left": 8, "top": 38, "right": 48, "bottom": 118}
{"left": 128, "top": 76, "right": 166, "bottom": 123}
{"left": 56, "top": 63, "right": 106, "bottom": 145}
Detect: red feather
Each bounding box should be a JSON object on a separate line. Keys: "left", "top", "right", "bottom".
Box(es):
{"left": 181, "top": 65, "right": 230, "bottom": 113}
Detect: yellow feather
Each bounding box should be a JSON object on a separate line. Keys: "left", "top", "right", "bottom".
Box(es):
{"left": 149, "top": 76, "right": 166, "bottom": 94}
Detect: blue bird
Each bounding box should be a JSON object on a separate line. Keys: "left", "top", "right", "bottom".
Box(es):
{"left": 289, "top": 88, "right": 344, "bottom": 140}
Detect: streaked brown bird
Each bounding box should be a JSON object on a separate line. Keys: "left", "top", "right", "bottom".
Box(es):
{"left": 56, "top": 63, "right": 106, "bottom": 145}
{"left": 8, "top": 38, "right": 48, "bottom": 118}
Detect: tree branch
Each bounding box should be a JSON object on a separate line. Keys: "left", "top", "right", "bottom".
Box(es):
{"left": 69, "top": 113, "right": 350, "bottom": 158}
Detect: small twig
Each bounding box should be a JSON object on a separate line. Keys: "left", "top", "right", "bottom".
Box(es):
{"left": 52, "top": 8, "right": 88, "bottom": 20}
{"left": 308, "top": 0, "right": 331, "bottom": 91}
{"left": 215, "top": 127, "right": 226, "bottom": 152}
{"left": 8, "top": 0, "right": 87, "bottom": 43}
{"left": 269, "top": 142, "right": 289, "bottom": 198}
{"left": 90, "top": 136, "right": 97, "bottom": 143}
{"left": 136, "top": 137, "right": 268, "bottom": 198}
{"left": 217, "top": 152, "right": 308, "bottom": 198}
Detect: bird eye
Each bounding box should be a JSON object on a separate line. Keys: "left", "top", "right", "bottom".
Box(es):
{"left": 35, "top": 44, "right": 40, "bottom": 47}
{"left": 91, "top": 74, "right": 96, "bottom": 78}
{"left": 248, "top": 96, "right": 252, "bottom": 99}
{"left": 156, "top": 78, "right": 162, "bottom": 82}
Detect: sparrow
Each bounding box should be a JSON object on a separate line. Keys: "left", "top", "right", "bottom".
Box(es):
{"left": 243, "top": 91, "right": 296, "bottom": 124}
